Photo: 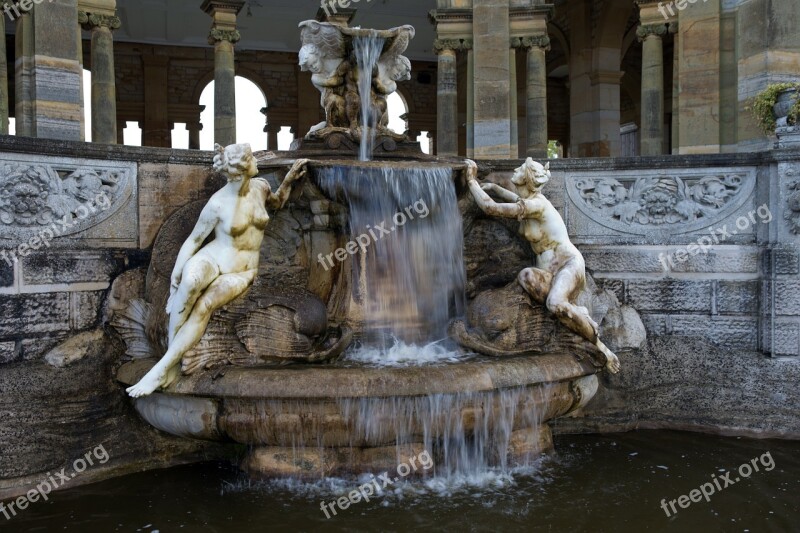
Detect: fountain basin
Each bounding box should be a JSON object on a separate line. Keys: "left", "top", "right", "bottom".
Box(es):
{"left": 117, "top": 355, "right": 599, "bottom": 477}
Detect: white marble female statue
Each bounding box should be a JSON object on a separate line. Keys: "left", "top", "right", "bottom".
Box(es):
{"left": 465, "top": 158, "right": 621, "bottom": 373}
{"left": 126, "top": 145, "right": 310, "bottom": 397}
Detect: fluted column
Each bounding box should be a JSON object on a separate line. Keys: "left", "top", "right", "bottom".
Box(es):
{"left": 520, "top": 35, "right": 550, "bottom": 159}
{"left": 637, "top": 23, "right": 667, "bottom": 156}
{"left": 434, "top": 38, "right": 460, "bottom": 156}
{"left": 0, "top": 14, "right": 8, "bottom": 134}
{"left": 80, "top": 11, "right": 121, "bottom": 144}
{"left": 202, "top": 0, "right": 244, "bottom": 147}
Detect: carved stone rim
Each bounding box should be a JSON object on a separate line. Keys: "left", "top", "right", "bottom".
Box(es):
{"left": 117, "top": 353, "right": 599, "bottom": 399}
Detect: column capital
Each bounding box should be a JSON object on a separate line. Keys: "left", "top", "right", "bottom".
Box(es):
{"left": 637, "top": 23, "right": 668, "bottom": 42}
{"left": 201, "top": 0, "right": 245, "bottom": 18}
{"left": 79, "top": 12, "right": 121, "bottom": 31}
{"left": 433, "top": 38, "right": 464, "bottom": 53}
{"left": 513, "top": 35, "right": 551, "bottom": 51}
{"left": 668, "top": 22, "right": 679, "bottom": 34}
{"left": 208, "top": 28, "right": 241, "bottom": 45}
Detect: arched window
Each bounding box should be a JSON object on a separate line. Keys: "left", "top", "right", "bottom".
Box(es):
{"left": 199, "top": 76, "right": 267, "bottom": 150}
{"left": 385, "top": 92, "right": 408, "bottom": 135}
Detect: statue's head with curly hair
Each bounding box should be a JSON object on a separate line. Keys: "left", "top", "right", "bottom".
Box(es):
{"left": 512, "top": 157, "right": 550, "bottom": 196}
{"left": 213, "top": 143, "right": 257, "bottom": 182}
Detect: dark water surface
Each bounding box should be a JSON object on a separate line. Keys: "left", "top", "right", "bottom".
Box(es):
{"left": 4, "top": 430, "right": 798, "bottom": 533}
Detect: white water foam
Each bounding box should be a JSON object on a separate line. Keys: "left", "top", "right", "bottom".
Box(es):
{"left": 340, "top": 338, "right": 469, "bottom": 367}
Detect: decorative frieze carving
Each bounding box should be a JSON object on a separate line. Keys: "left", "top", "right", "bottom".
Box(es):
{"left": 783, "top": 164, "right": 800, "bottom": 235}
{"left": 0, "top": 158, "right": 133, "bottom": 238}
{"left": 568, "top": 169, "right": 757, "bottom": 234}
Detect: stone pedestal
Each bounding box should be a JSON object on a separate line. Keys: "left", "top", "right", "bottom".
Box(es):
{"left": 202, "top": 0, "right": 245, "bottom": 147}
{"left": 81, "top": 12, "right": 121, "bottom": 145}
{"left": 776, "top": 126, "right": 800, "bottom": 149}
{"left": 638, "top": 24, "right": 667, "bottom": 156}
{"left": 434, "top": 40, "right": 459, "bottom": 156}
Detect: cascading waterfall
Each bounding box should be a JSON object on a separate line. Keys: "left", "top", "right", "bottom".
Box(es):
{"left": 352, "top": 33, "right": 385, "bottom": 161}
{"left": 317, "top": 164, "right": 466, "bottom": 347}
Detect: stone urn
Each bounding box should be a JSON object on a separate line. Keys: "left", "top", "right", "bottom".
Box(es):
{"left": 773, "top": 88, "right": 799, "bottom": 127}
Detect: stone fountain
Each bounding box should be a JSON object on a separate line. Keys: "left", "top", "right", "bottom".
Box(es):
{"left": 112, "top": 21, "right": 633, "bottom": 479}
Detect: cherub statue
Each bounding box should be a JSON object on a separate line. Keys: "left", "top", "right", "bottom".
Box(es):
{"left": 374, "top": 26, "right": 414, "bottom": 133}
{"left": 465, "top": 158, "right": 621, "bottom": 374}
{"left": 126, "top": 144, "right": 310, "bottom": 397}
{"left": 298, "top": 21, "right": 348, "bottom": 135}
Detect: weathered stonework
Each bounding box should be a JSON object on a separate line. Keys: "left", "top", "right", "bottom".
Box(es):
{"left": 0, "top": 156, "right": 135, "bottom": 241}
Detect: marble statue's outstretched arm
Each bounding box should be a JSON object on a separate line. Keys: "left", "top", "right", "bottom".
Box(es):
{"left": 481, "top": 183, "right": 519, "bottom": 203}
{"left": 465, "top": 159, "right": 525, "bottom": 219}
{"left": 265, "top": 159, "right": 310, "bottom": 210}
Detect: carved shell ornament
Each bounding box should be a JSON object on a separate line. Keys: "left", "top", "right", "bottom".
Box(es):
{"left": 569, "top": 171, "right": 755, "bottom": 234}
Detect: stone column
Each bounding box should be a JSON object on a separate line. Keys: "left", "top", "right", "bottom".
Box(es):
{"left": 677, "top": 0, "right": 720, "bottom": 154}
{"left": 637, "top": 23, "right": 666, "bottom": 156}
{"left": 80, "top": 11, "right": 121, "bottom": 144}
{"left": 473, "top": 0, "right": 511, "bottom": 159}
{"left": 188, "top": 121, "right": 202, "bottom": 150}
{"left": 142, "top": 54, "right": 170, "bottom": 147}
{"left": 670, "top": 22, "right": 679, "bottom": 154}
{"left": 266, "top": 123, "right": 280, "bottom": 151}
{"left": 14, "top": 13, "right": 34, "bottom": 137}
{"left": 521, "top": 35, "right": 550, "bottom": 159}
{"left": 465, "top": 40, "right": 474, "bottom": 159}
{"left": 434, "top": 39, "right": 459, "bottom": 156}
{"left": 509, "top": 45, "right": 518, "bottom": 158}
{"left": 0, "top": 14, "right": 8, "bottom": 134}
{"left": 202, "top": 0, "right": 244, "bottom": 147}
{"left": 30, "top": 0, "right": 83, "bottom": 140}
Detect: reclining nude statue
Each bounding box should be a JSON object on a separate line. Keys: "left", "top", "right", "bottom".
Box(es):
{"left": 126, "top": 144, "right": 310, "bottom": 397}
{"left": 465, "top": 158, "right": 621, "bottom": 374}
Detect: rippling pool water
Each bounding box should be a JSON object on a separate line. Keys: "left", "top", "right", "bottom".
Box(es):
{"left": 4, "top": 430, "right": 798, "bottom": 532}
